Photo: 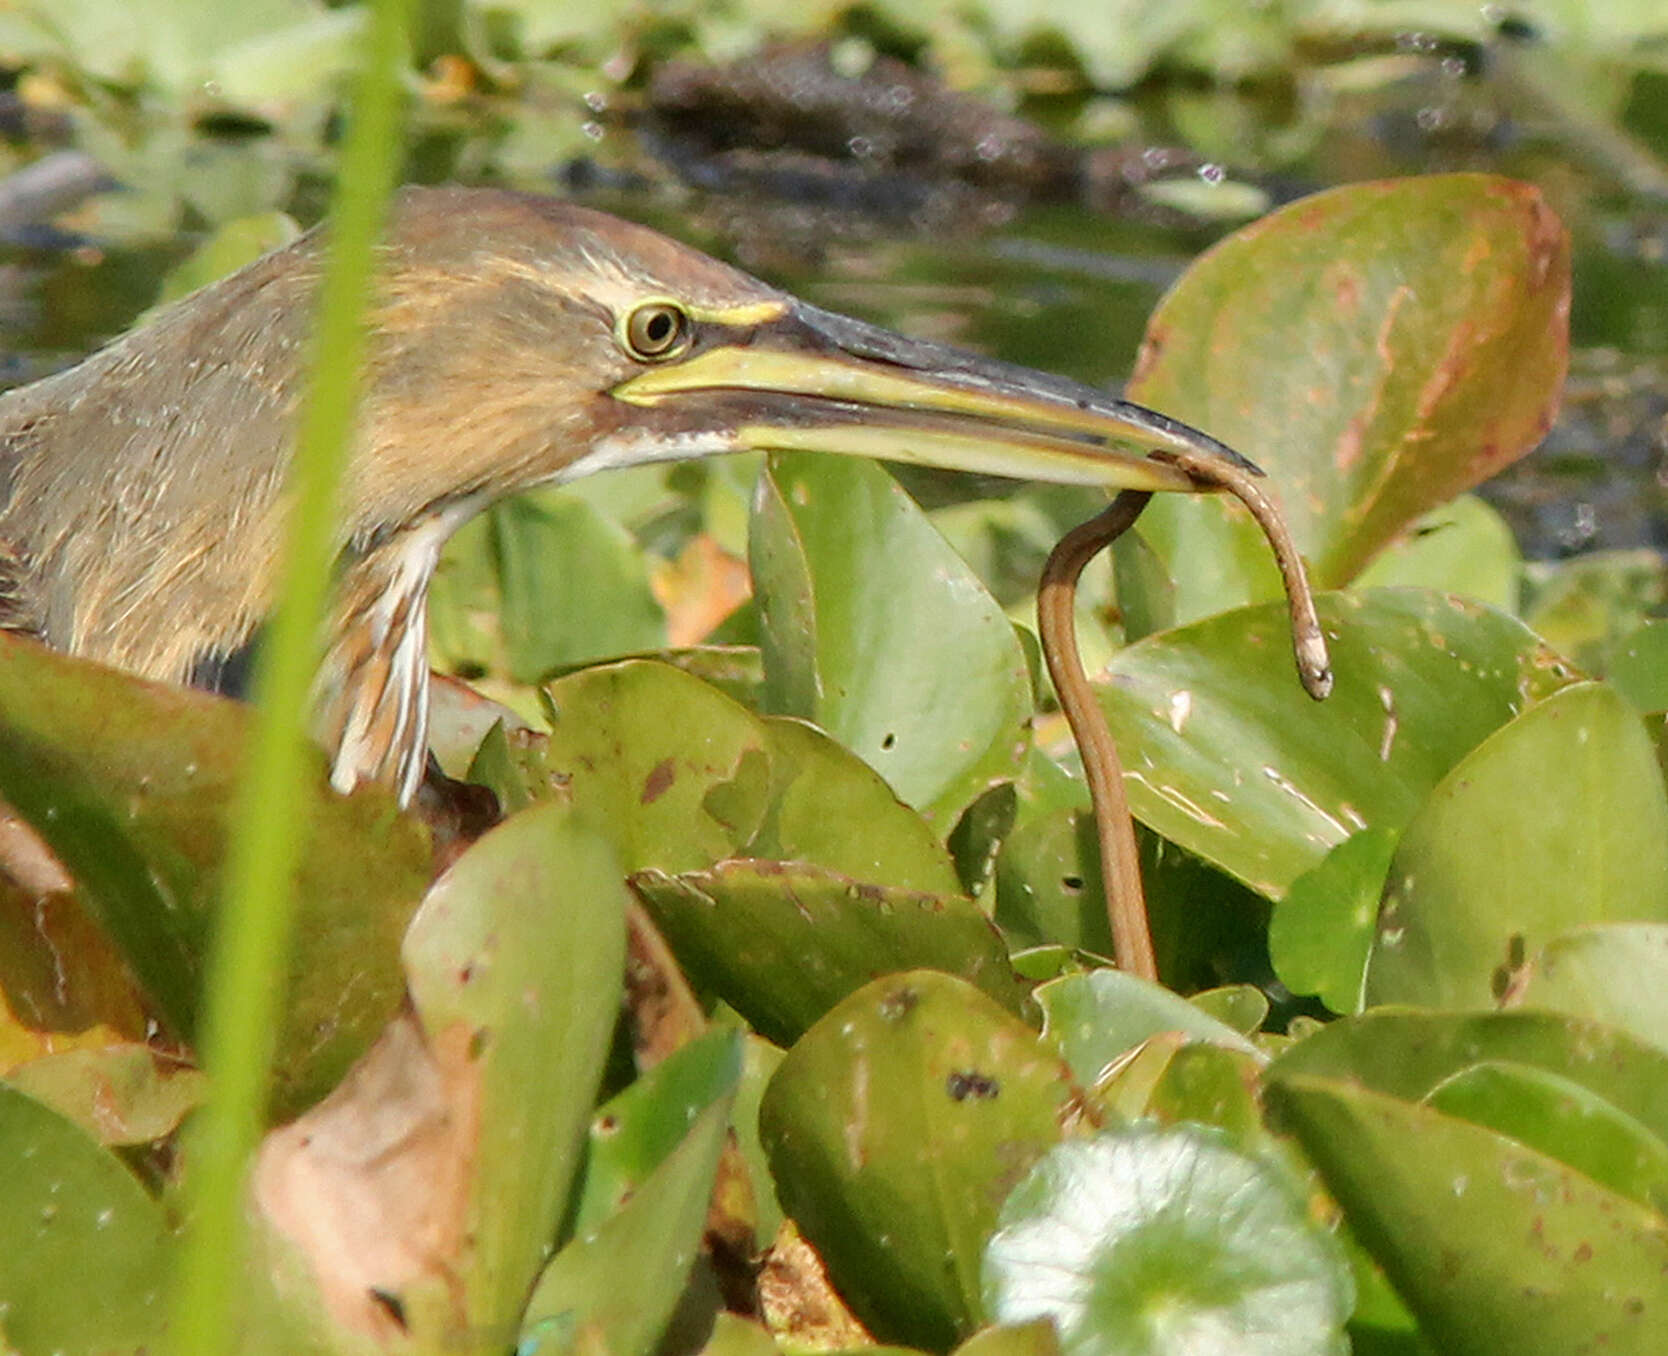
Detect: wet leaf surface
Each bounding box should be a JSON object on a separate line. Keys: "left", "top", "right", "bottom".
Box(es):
{"left": 1096, "top": 589, "right": 1581, "bottom": 899}
{"left": 761, "top": 971, "right": 1075, "bottom": 1350}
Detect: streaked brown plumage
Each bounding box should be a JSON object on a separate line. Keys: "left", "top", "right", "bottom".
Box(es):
{"left": 0, "top": 185, "right": 1256, "bottom": 804}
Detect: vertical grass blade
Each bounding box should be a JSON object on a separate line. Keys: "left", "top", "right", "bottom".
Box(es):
{"left": 168, "top": 1, "right": 412, "bottom": 1349}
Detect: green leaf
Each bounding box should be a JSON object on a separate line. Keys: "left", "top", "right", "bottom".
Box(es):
{"left": 1096, "top": 589, "right": 1581, "bottom": 898}
{"left": 1269, "top": 1008, "right": 1668, "bottom": 1146}
{"left": 761, "top": 971, "right": 1075, "bottom": 1350}
{"left": 1187, "top": 984, "right": 1268, "bottom": 1036}
{"left": 982, "top": 1125, "right": 1352, "bottom": 1356}
{"left": 1268, "top": 827, "right": 1399, "bottom": 1015}
{"left": 1425, "top": 1061, "right": 1668, "bottom": 1214}
{"left": 569, "top": 1027, "right": 742, "bottom": 1236}
{"left": 1037, "top": 970, "right": 1259, "bottom": 1091}
{"left": 751, "top": 453, "right": 1032, "bottom": 828}
{"left": 1269, "top": 1074, "right": 1668, "bottom": 1355}
{"left": 0, "top": 633, "right": 429, "bottom": 1117}
{"left": 490, "top": 492, "right": 667, "bottom": 684}
{"left": 1125, "top": 175, "right": 1570, "bottom": 621}
{"left": 633, "top": 862, "right": 1032, "bottom": 1047}
{"left": 1352, "top": 495, "right": 1521, "bottom": 612}
{"left": 1518, "top": 923, "right": 1668, "bottom": 1051}
{"left": 749, "top": 716, "right": 963, "bottom": 894}
{"left": 0, "top": 1085, "right": 171, "bottom": 1353}
{"left": 534, "top": 659, "right": 772, "bottom": 873}
{"left": 401, "top": 802, "right": 628, "bottom": 1338}
{"left": 1368, "top": 682, "right": 1668, "bottom": 1007}
{"left": 5, "top": 1043, "right": 206, "bottom": 1146}
{"left": 521, "top": 1099, "right": 732, "bottom": 1356}
{"left": 1608, "top": 619, "right": 1668, "bottom": 712}
{"left": 955, "top": 1321, "right": 1062, "bottom": 1356}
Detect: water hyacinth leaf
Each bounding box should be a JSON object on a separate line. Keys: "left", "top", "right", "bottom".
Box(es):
{"left": 1125, "top": 175, "right": 1569, "bottom": 622}
{"left": 1425, "top": 1060, "right": 1668, "bottom": 1214}
{"left": 1368, "top": 682, "right": 1668, "bottom": 1007}
{"left": 5, "top": 1043, "right": 206, "bottom": 1146}
{"left": 1517, "top": 922, "right": 1668, "bottom": 1051}
{"left": 401, "top": 802, "right": 628, "bottom": 1338}
{"left": 750, "top": 715, "right": 962, "bottom": 895}
{"left": 993, "top": 808, "right": 1114, "bottom": 957}
{"left": 1269, "top": 1074, "right": 1668, "bottom": 1355}
{"left": 1609, "top": 619, "right": 1668, "bottom": 713}
{"left": 569, "top": 1027, "right": 742, "bottom": 1236}
{"left": 982, "top": 1125, "right": 1352, "bottom": 1356}
{"left": 700, "top": 1314, "right": 784, "bottom": 1356}
{"left": 490, "top": 491, "right": 667, "bottom": 684}
{"left": 0, "top": 1084, "right": 171, "bottom": 1353}
{"left": 0, "top": 632, "right": 429, "bottom": 1117}
{"left": 532, "top": 659, "right": 773, "bottom": 872}
{"left": 1352, "top": 495, "right": 1521, "bottom": 612}
{"left": 751, "top": 452, "right": 1032, "bottom": 828}
{"left": 1269, "top": 1009, "right": 1668, "bottom": 1145}
{"left": 1268, "top": 827, "right": 1399, "bottom": 1016}
{"left": 760, "top": 971, "right": 1075, "bottom": 1350}
{"left": 1036, "top": 969, "right": 1258, "bottom": 1092}
{"left": 1187, "top": 984, "right": 1268, "bottom": 1036}
{"left": 955, "top": 1320, "right": 1063, "bottom": 1356}
{"left": 633, "top": 861, "right": 1032, "bottom": 1047}
{"left": 1145, "top": 1042, "right": 1266, "bottom": 1152}
{"left": 521, "top": 1099, "right": 732, "bottom": 1356}
{"left": 1096, "top": 589, "right": 1581, "bottom": 899}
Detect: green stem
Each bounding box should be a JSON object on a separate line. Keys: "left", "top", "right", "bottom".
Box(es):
{"left": 169, "top": 2, "right": 411, "bottom": 1350}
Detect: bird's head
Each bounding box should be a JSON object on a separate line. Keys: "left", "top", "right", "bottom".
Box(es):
{"left": 345, "top": 186, "right": 1249, "bottom": 537}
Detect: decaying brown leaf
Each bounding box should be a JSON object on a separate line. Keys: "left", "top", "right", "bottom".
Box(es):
{"left": 253, "top": 1008, "right": 481, "bottom": 1339}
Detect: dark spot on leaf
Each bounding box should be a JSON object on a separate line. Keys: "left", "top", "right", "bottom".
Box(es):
{"left": 879, "top": 985, "right": 919, "bottom": 1021}
{"left": 468, "top": 1028, "right": 490, "bottom": 1061}
{"left": 458, "top": 963, "right": 474, "bottom": 985}
{"left": 641, "top": 757, "right": 677, "bottom": 804}
{"left": 1061, "top": 875, "right": 1083, "bottom": 893}
{"left": 881, "top": 732, "right": 896, "bottom": 750}
{"left": 947, "top": 1071, "right": 999, "bottom": 1101}
{"left": 369, "top": 1289, "right": 408, "bottom": 1332}
{"left": 1572, "top": 1241, "right": 1592, "bottom": 1263}
{"left": 596, "top": 1113, "right": 619, "bottom": 1136}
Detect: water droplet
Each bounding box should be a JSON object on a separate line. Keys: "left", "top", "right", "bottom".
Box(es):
{"left": 1198, "top": 163, "right": 1225, "bottom": 185}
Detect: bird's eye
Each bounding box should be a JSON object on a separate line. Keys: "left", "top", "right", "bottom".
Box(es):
{"left": 622, "top": 301, "right": 690, "bottom": 360}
